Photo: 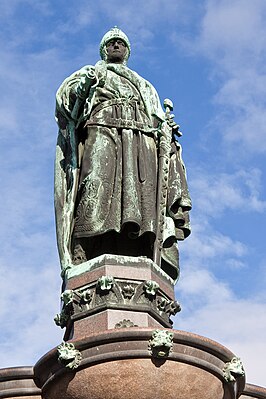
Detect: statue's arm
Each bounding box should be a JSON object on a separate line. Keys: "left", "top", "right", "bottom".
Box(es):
{"left": 56, "top": 61, "right": 107, "bottom": 127}
{"left": 55, "top": 65, "right": 96, "bottom": 125}
{"left": 54, "top": 66, "right": 96, "bottom": 271}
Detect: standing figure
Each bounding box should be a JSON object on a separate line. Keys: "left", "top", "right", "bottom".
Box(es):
{"left": 55, "top": 27, "right": 191, "bottom": 280}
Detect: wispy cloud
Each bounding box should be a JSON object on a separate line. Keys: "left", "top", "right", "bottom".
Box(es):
{"left": 190, "top": 168, "right": 266, "bottom": 217}
{"left": 0, "top": 0, "right": 265, "bottom": 389}
{"left": 0, "top": 4, "right": 69, "bottom": 369}
{"left": 0, "top": 0, "right": 53, "bottom": 19}
{"left": 176, "top": 0, "right": 266, "bottom": 154}
{"left": 0, "top": 260, "right": 62, "bottom": 367}
{"left": 183, "top": 223, "right": 247, "bottom": 262}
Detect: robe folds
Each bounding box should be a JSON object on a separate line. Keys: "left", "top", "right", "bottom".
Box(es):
{"left": 55, "top": 61, "right": 191, "bottom": 281}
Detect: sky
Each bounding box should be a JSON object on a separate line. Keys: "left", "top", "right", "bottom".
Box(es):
{"left": 0, "top": 0, "right": 265, "bottom": 388}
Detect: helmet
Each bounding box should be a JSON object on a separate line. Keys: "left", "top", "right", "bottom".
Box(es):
{"left": 100, "top": 26, "right": 131, "bottom": 62}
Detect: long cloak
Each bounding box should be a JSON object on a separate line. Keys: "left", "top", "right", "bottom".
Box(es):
{"left": 55, "top": 61, "right": 191, "bottom": 280}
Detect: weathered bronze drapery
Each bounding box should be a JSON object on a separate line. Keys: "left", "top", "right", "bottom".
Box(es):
{"left": 55, "top": 27, "right": 191, "bottom": 280}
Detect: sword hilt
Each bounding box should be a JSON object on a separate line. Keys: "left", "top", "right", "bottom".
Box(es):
{"left": 163, "top": 98, "right": 173, "bottom": 117}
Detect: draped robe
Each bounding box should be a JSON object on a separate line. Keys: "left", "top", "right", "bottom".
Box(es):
{"left": 55, "top": 61, "right": 191, "bottom": 280}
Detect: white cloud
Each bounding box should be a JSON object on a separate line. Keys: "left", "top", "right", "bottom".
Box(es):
{"left": 0, "top": 21, "right": 68, "bottom": 369}
{"left": 0, "top": 0, "right": 53, "bottom": 19}
{"left": 55, "top": 0, "right": 197, "bottom": 52}
{"left": 189, "top": 168, "right": 266, "bottom": 217}
{"left": 0, "top": 0, "right": 265, "bottom": 391}
{"left": 175, "top": 0, "right": 266, "bottom": 154}
{"left": 0, "top": 260, "right": 62, "bottom": 367}
{"left": 199, "top": 0, "right": 266, "bottom": 67}
{"left": 183, "top": 222, "right": 247, "bottom": 263}
{"left": 0, "top": 105, "right": 18, "bottom": 131}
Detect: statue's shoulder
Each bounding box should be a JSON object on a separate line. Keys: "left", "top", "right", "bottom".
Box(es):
{"left": 128, "top": 67, "right": 161, "bottom": 100}
{"left": 56, "top": 64, "right": 97, "bottom": 105}
{"left": 59, "top": 64, "right": 95, "bottom": 86}
{"left": 126, "top": 67, "right": 154, "bottom": 87}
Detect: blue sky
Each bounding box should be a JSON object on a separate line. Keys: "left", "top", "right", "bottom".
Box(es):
{"left": 0, "top": 0, "right": 265, "bottom": 387}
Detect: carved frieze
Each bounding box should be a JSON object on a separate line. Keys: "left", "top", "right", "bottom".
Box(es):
{"left": 97, "top": 276, "right": 114, "bottom": 291}
{"left": 143, "top": 280, "right": 160, "bottom": 297}
{"left": 55, "top": 276, "right": 179, "bottom": 329}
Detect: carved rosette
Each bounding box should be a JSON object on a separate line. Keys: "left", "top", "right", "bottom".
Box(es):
{"left": 115, "top": 319, "right": 138, "bottom": 328}
{"left": 55, "top": 277, "right": 179, "bottom": 332}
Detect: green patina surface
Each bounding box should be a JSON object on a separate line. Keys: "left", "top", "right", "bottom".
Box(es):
{"left": 55, "top": 27, "right": 191, "bottom": 282}
{"left": 149, "top": 329, "right": 174, "bottom": 358}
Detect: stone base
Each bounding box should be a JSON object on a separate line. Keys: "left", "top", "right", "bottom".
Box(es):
{"left": 56, "top": 255, "right": 180, "bottom": 340}
{"left": 0, "top": 367, "right": 41, "bottom": 399}
{"left": 41, "top": 359, "right": 224, "bottom": 399}
{"left": 241, "top": 384, "right": 266, "bottom": 399}
{"left": 34, "top": 328, "right": 246, "bottom": 399}
{"left": 2, "top": 330, "right": 266, "bottom": 399}
{"left": 67, "top": 309, "right": 163, "bottom": 339}
{"left": 63, "top": 255, "right": 176, "bottom": 288}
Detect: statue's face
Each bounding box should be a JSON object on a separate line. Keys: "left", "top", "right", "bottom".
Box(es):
{"left": 106, "top": 39, "right": 127, "bottom": 63}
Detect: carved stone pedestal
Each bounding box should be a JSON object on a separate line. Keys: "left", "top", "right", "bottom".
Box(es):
{"left": 0, "top": 367, "right": 41, "bottom": 399}
{"left": 39, "top": 254, "right": 246, "bottom": 399}
{"left": 241, "top": 384, "right": 266, "bottom": 399}
{"left": 55, "top": 255, "right": 180, "bottom": 340}
{"left": 3, "top": 255, "right": 266, "bottom": 399}
{"left": 34, "top": 329, "right": 246, "bottom": 399}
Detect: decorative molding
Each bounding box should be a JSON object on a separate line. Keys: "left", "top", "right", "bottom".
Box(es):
{"left": 97, "top": 275, "right": 114, "bottom": 291}
{"left": 64, "top": 255, "right": 176, "bottom": 286}
{"left": 79, "top": 288, "right": 93, "bottom": 304}
{"left": 165, "top": 300, "right": 181, "bottom": 315}
{"left": 54, "top": 309, "right": 69, "bottom": 328}
{"left": 56, "top": 278, "right": 178, "bottom": 332}
{"left": 54, "top": 289, "right": 82, "bottom": 328}
{"left": 157, "top": 297, "right": 168, "bottom": 311}
{"left": 115, "top": 319, "right": 138, "bottom": 328}
{"left": 157, "top": 298, "right": 181, "bottom": 315}
{"left": 148, "top": 329, "right": 174, "bottom": 358}
{"left": 122, "top": 284, "right": 135, "bottom": 298}
{"left": 223, "top": 356, "right": 245, "bottom": 382}
{"left": 57, "top": 342, "right": 82, "bottom": 369}
{"left": 144, "top": 280, "right": 160, "bottom": 296}
{"left": 61, "top": 289, "right": 75, "bottom": 306}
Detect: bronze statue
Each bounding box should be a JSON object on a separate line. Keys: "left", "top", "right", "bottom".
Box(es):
{"left": 55, "top": 27, "right": 191, "bottom": 280}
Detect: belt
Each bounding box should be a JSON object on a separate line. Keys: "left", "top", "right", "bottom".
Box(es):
{"left": 89, "top": 98, "right": 145, "bottom": 118}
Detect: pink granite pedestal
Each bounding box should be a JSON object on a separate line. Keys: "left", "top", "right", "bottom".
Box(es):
{"left": 0, "top": 367, "right": 41, "bottom": 399}
{"left": 58, "top": 255, "right": 178, "bottom": 340}
{"left": 34, "top": 328, "right": 246, "bottom": 399}
{"left": 2, "top": 255, "right": 265, "bottom": 399}
{"left": 241, "top": 384, "right": 266, "bottom": 399}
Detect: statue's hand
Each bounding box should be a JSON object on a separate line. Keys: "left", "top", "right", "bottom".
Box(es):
{"left": 167, "top": 114, "right": 182, "bottom": 137}
{"left": 75, "top": 68, "right": 96, "bottom": 99}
